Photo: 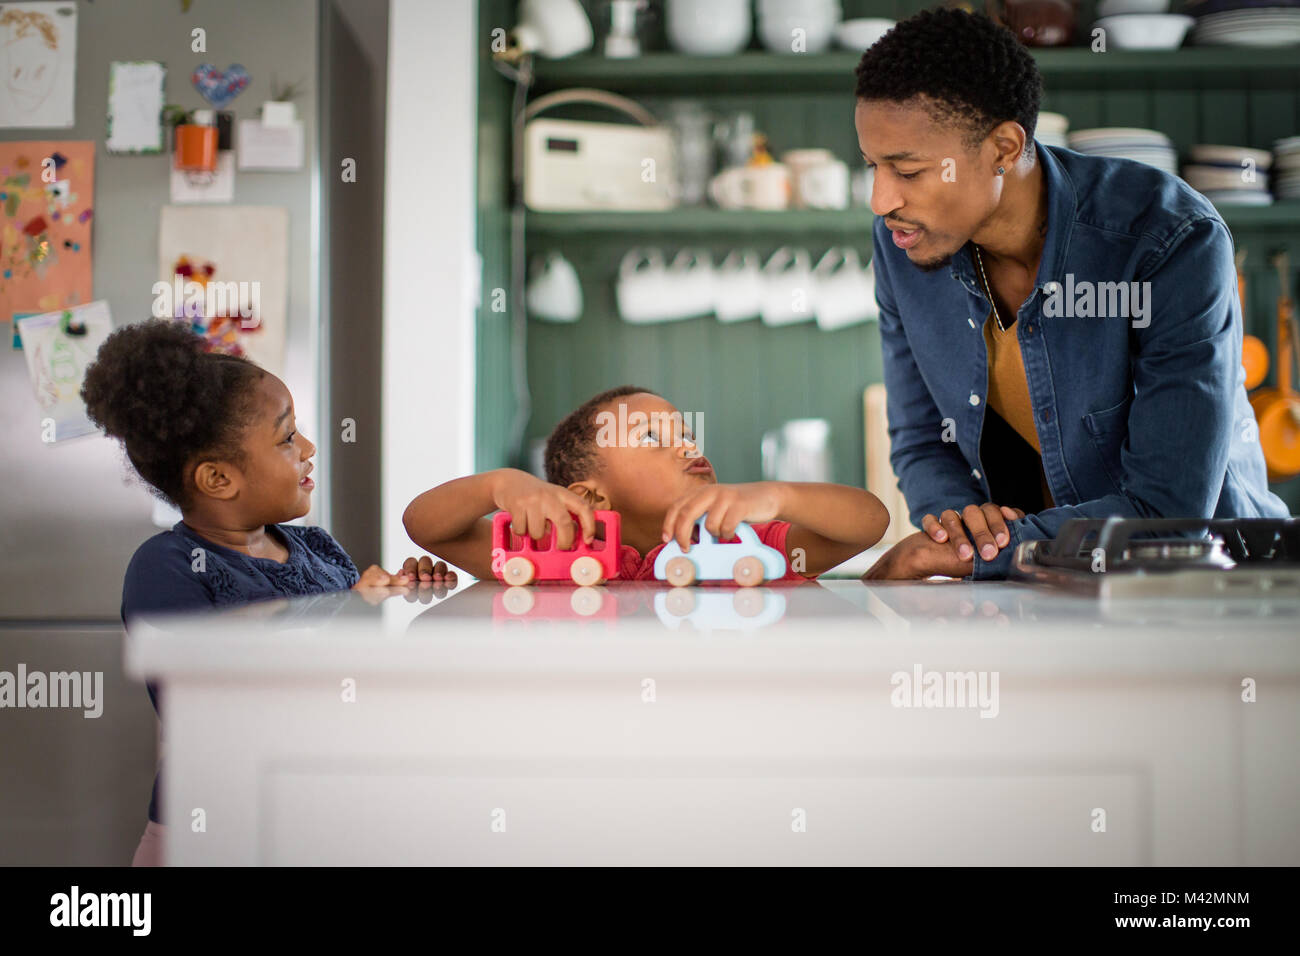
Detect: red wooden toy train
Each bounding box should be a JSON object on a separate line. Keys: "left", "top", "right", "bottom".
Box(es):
{"left": 490, "top": 510, "right": 621, "bottom": 585}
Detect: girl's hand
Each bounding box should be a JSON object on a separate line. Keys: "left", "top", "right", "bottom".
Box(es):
{"left": 662, "top": 482, "right": 784, "bottom": 552}
{"left": 353, "top": 563, "right": 415, "bottom": 589}
{"left": 490, "top": 469, "right": 597, "bottom": 549}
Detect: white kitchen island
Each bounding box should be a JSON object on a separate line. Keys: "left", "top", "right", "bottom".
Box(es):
{"left": 125, "top": 579, "right": 1300, "bottom": 866}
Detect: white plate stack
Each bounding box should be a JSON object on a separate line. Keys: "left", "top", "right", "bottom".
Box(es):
{"left": 1066, "top": 127, "right": 1178, "bottom": 175}
{"left": 1036, "top": 111, "right": 1070, "bottom": 149}
{"left": 1191, "top": 5, "right": 1300, "bottom": 44}
{"left": 1182, "top": 144, "right": 1274, "bottom": 206}
{"left": 1274, "top": 136, "right": 1300, "bottom": 200}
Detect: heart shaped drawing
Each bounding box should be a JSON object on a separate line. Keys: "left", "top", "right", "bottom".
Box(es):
{"left": 191, "top": 63, "right": 251, "bottom": 108}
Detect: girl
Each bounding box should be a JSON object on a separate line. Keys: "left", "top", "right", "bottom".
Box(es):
{"left": 80, "top": 319, "right": 453, "bottom": 865}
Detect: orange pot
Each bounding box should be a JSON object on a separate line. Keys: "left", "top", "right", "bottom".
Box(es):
{"left": 174, "top": 124, "right": 217, "bottom": 172}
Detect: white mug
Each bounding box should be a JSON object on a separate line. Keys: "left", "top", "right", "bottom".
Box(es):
{"left": 783, "top": 148, "right": 833, "bottom": 207}
{"left": 662, "top": 248, "right": 715, "bottom": 319}
{"left": 713, "top": 249, "right": 763, "bottom": 323}
{"left": 709, "top": 163, "right": 790, "bottom": 210}
{"left": 761, "top": 246, "right": 815, "bottom": 326}
{"left": 799, "top": 158, "right": 850, "bottom": 210}
{"left": 616, "top": 248, "right": 669, "bottom": 323}
{"left": 526, "top": 251, "right": 583, "bottom": 322}
{"left": 617, "top": 248, "right": 714, "bottom": 323}
{"left": 813, "top": 247, "right": 875, "bottom": 331}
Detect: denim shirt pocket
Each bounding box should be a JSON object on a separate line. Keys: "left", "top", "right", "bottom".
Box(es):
{"left": 1082, "top": 394, "right": 1133, "bottom": 495}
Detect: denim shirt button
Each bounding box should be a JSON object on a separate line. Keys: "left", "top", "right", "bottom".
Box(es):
{"left": 972, "top": 468, "right": 982, "bottom": 480}
{"left": 1044, "top": 281, "right": 1060, "bottom": 295}
{"left": 969, "top": 393, "right": 981, "bottom": 406}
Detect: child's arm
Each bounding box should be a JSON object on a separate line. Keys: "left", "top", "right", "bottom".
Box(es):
{"left": 662, "top": 482, "right": 890, "bottom": 577}
{"left": 403, "top": 468, "right": 598, "bottom": 580}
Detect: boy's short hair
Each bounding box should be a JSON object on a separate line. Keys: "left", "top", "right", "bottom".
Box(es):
{"left": 544, "top": 385, "right": 657, "bottom": 487}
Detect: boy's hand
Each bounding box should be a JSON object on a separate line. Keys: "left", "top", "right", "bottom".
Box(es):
{"left": 400, "top": 556, "right": 458, "bottom": 585}
{"left": 491, "top": 469, "right": 597, "bottom": 549}
{"left": 863, "top": 531, "right": 974, "bottom": 580}
{"left": 662, "top": 482, "right": 783, "bottom": 552}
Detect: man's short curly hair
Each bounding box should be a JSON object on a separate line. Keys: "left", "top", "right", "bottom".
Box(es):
{"left": 544, "top": 385, "right": 658, "bottom": 488}
{"left": 81, "top": 319, "right": 265, "bottom": 508}
{"left": 853, "top": 9, "right": 1041, "bottom": 158}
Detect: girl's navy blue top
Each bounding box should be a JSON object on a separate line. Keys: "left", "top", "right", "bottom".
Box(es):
{"left": 120, "top": 521, "right": 360, "bottom": 823}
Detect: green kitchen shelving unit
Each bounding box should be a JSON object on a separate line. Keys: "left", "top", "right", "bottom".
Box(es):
{"left": 474, "top": 0, "right": 1300, "bottom": 510}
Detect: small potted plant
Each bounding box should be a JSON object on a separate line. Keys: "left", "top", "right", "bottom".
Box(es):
{"left": 261, "top": 76, "right": 304, "bottom": 128}
{"left": 162, "top": 103, "right": 217, "bottom": 173}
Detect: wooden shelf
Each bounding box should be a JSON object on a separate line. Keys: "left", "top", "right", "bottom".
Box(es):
{"left": 527, "top": 48, "right": 1300, "bottom": 95}
{"left": 526, "top": 208, "right": 872, "bottom": 236}
{"left": 526, "top": 202, "right": 1300, "bottom": 236}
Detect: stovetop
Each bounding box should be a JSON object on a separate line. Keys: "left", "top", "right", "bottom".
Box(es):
{"left": 1011, "top": 516, "right": 1300, "bottom": 598}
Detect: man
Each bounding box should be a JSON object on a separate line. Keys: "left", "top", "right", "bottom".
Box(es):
{"left": 856, "top": 9, "right": 1289, "bottom": 581}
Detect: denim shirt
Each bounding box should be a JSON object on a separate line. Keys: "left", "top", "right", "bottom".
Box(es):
{"left": 873, "top": 140, "right": 1289, "bottom": 580}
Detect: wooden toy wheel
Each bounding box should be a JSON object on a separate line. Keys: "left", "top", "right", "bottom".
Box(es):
{"left": 665, "top": 587, "right": 696, "bottom": 617}
{"left": 569, "top": 555, "right": 605, "bottom": 586}
{"left": 731, "top": 556, "right": 765, "bottom": 587}
{"left": 570, "top": 587, "right": 603, "bottom": 616}
{"left": 733, "top": 588, "right": 764, "bottom": 617}
{"left": 502, "top": 556, "right": 536, "bottom": 586}
{"left": 502, "top": 586, "right": 535, "bottom": 615}
{"left": 664, "top": 556, "right": 696, "bottom": 587}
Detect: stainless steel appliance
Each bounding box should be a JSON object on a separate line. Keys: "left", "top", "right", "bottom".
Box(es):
{"left": 1011, "top": 516, "right": 1300, "bottom": 599}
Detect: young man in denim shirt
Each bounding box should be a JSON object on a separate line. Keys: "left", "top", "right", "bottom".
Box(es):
{"left": 855, "top": 9, "right": 1289, "bottom": 581}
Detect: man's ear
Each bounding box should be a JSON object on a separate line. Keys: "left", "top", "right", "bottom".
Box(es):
{"left": 192, "top": 459, "right": 241, "bottom": 502}
{"left": 568, "top": 480, "right": 610, "bottom": 510}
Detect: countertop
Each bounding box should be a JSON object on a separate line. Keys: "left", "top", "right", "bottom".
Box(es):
{"left": 125, "top": 576, "right": 1300, "bottom": 678}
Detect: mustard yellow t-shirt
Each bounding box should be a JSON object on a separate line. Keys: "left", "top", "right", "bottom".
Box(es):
{"left": 983, "top": 310, "right": 1055, "bottom": 509}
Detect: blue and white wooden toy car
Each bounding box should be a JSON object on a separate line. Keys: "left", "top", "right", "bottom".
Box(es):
{"left": 653, "top": 515, "right": 788, "bottom": 587}
{"left": 654, "top": 587, "right": 788, "bottom": 629}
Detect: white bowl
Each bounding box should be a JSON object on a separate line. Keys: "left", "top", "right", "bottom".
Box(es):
{"left": 759, "top": 0, "right": 839, "bottom": 10}
{"left": 667, "top": 0, "right": 752, "bottom": 55}
{"left": 1093, "top": 14, "right": 1194, "bottom": 49}
{"left": 1097, "top": 0, "right": 1170, "bottom": 18}
{"left": 759, "top": 12, "right": 839, "bottom": 53}
{"left": 835, "top": 17, "right": 895, "bottom": 49}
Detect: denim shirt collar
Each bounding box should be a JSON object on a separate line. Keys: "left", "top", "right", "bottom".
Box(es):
{"left": 949, "top": 139, "right": 1079, "bottom": 301}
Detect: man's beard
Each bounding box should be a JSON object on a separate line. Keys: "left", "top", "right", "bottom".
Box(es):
{"left": 913, "top": 252, "right": 953, "bottom": 273}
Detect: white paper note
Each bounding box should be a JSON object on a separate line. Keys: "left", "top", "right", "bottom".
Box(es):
{"left": 237, "top": 119, "right": 304, "bottom": 170}
{"left": 106, "top": 61, "right": 165, "bottom": 153}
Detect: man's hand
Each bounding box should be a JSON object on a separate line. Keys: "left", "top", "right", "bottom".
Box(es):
{"left": 662, "top": 482, "right": 783, "bottom": 552}
{"left": 863, "top": 531, "right": 974, "bottom": 580}
{"left": 922, "top": 503, "right": 1025, "bottom": 563}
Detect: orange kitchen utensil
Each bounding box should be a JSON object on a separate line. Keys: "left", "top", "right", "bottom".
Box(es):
{"left": 1252, "top": 251, "right": 1300, "bottom": 481}
{"left": 1237, "top": 250, "right": 1269, "bottom": 390}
